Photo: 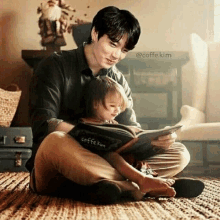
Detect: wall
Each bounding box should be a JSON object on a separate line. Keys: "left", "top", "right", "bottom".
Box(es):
{"left": 0, "top": 0, "right": 213, "bottom": 126}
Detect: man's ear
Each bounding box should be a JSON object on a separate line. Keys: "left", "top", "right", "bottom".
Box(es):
{"left": 93, "top": 101, "right": 98, "bottom": 109}
{"left": 91, "top": 27, "right": 98, "bottom": 42}
{"left": 93, "top": 100, "right": 101, "bottom": 110}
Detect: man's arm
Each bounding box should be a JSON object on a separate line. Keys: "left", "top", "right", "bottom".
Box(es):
{"left": 29, "top": 54, "right": 65, "bottom": 143}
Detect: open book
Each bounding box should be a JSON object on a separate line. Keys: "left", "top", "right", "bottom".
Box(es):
{"left": 68, "top": 122, "right": 183, "bottom": 155}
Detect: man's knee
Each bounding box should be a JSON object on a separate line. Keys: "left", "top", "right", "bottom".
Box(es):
{"left": 47, "top": 131, "right": 67, "bottom": 142}
{"left": 174, "top": 142, "right": 190, "bottom": 170}
{"left": 40, "top": 131, "right": 68, "bottom": 150}
{"left": 35, "top": 131, "right": 69, "bottom": 163}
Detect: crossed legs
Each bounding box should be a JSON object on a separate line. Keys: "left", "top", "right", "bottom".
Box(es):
{"left": 146, "top": 143, "right": 190, "bottom": 178}
{"left": 33, "top": 131, "right": 139, "bottom": 195}
{"left": 31, "top": 131, "right": 190, "bottom": 200}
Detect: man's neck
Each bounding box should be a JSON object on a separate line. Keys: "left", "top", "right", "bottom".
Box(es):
{"left": 84, "top": 44, "right": 101, "bottom": 76}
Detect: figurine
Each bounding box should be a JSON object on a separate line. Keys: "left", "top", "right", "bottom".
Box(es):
{"left": 37, "top": 0, "right": 76, "bottom": 47}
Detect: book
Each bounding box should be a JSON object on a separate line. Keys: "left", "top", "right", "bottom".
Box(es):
{"left": 68, "top": 122, "right": 183, "bottom": 155}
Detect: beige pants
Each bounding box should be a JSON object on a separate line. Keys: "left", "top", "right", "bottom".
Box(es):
{"left": 31, "top": 131, "right": 190, "bottom": 195}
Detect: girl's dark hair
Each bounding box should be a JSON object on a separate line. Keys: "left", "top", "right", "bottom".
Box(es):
{"left": 82, "top": 76, "right": 128, "bottom": 118}
{"left": 87, "top": 6, "right": 141, "bottom": 50}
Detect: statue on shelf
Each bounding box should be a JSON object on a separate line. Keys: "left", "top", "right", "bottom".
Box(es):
{"left": 37, "top": 0, "right": 77, "bottom": 48}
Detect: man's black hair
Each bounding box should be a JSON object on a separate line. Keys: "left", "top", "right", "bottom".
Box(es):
{"left": 87, "top": 6, "right": 141, "bottom": 50}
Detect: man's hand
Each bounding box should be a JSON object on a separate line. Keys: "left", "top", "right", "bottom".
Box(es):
{"left": 151, "top": 132, "right": 177, "bottom": 149}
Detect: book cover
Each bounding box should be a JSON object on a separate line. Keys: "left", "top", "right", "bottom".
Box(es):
{"left": 68, "top": 122, "right": 183, "bottom": 155}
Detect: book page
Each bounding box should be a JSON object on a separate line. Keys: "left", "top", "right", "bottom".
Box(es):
{"left": 137, "top": 124, "right": 183, "bottom": 140}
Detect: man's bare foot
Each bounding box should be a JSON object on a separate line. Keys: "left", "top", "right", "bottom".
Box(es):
{"left": 138, "top": 176, "right": 175, "bottom": 195}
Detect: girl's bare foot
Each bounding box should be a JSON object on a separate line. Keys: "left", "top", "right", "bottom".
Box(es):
{"left": 166, "top": 178, "right": 175, "bottom": 186}
{"left": 146, "top": 187, "right": 176, "bottom": 198}
{"left": 138, "top": 176, "right": 176, "bottom": 196}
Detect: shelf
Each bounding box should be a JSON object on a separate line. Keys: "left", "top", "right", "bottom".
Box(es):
{"left": 131, "top": 84, "right": 175, "bottom": 93}
{"left": 138, "top": 117, "right": 178, "bottom": 129}
{"left": 118, "top": 51, "right": 189, "bottom": 127}
{"left": 126, "top": 51, "right": 189, "bottom": 60}
{"left": 22, "top": 50, "right": 57, "bottom": 68}
{"left": 118, "top": 51, "right": 189, "bottom": 72}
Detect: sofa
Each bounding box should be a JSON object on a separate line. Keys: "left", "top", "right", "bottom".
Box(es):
{"left": 176, "top": 33, "right": 220, "bottom": 176}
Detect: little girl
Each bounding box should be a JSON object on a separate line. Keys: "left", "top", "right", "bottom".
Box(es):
{"left": 73, "top": 76, "right": 204, "bottom": 199}
{"left": 78, "top": 76, "right": 176, "bottom": 199}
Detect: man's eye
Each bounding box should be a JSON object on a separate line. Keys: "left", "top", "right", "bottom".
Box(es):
{"left": 122, "top": 49, "right": 129, "bottom": 53}
{"left": 110, "top": 42, "right": 117, "bottom": 47}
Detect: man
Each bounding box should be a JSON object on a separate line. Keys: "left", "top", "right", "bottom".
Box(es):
{"left": 27, "top": 6, "right": 190, "bottom": 204}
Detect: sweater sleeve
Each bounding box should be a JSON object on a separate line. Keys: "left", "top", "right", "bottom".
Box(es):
{"left": 29, "top": 53, "right": 65, "bottom": 143}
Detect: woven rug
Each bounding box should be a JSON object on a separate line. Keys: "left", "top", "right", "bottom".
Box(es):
{"left": 0, "top": 172, "right": 219, "bottom": 220}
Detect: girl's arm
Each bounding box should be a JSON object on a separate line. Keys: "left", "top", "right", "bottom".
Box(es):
{"left": 102, "top": 152, "right": 145, "bottom": 188}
